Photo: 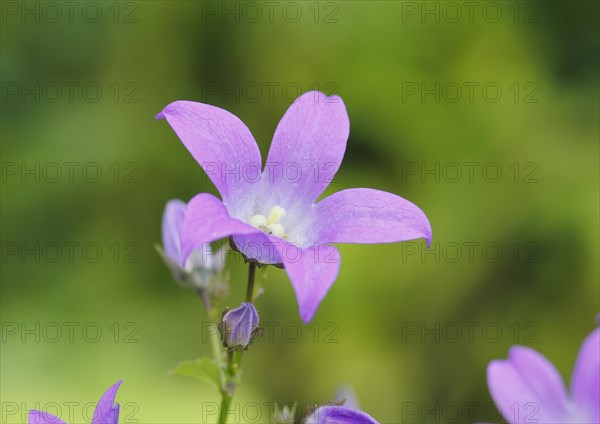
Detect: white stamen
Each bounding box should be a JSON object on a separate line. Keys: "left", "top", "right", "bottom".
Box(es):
{"left": 249, "top": 205, "right": 288, "bottom": 239}
{"left": 267, "top": 223, "right": 285, "bottom": 238}
{"left": 249, "top": 214, "right": 267, "bottom": 229}
{"left": 267, "top": 205, "right": 286, "bottom": 225}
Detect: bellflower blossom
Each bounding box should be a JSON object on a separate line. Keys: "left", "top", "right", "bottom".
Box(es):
{"left": 304, "top": 405, "right": 380, "bottom": 424}
{"left": 302, "top": 387, "right": 380, "bottom": 424}
{"left": 158, "top": 199, "right": 225, "bottom": 291}
{"left": 487, "top": 327, "right": 599, "bottom": 424}
{"left": 157, "top": 91, "right": 432, "bottom": 323}
{"left": 29, "top": 380, "right": 122, "bottom": 424}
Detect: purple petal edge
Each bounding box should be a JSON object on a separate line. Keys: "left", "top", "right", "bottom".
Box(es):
{"left": 156, "top": 100, "right": 262, "bottom": 206}
{"left": 306, "top": 405, "right": 380, "bottom": 424}
{"left": 571, "top": 327, "right": 600, "bottom": 422}
{"left": 180, "top": 193, "right": 261, "bottom": 266}
{"left": 161, "top": 199, "right": 186, "bottom": 263}
{"left": 92, "top": 380, "right": 122, "bottom": 424}
{"left": 28, "top": 410, "right": 67, "bottom": 424}
{"left": 268, "top": 239, "right": 341, "bottom": 324}
{"left": 313, "top": 188, "right": 432, "bottom": 247}
{"left": 262, "top": 91, "right": 350, "bottom": 208}
{"left": 487, "top": 346, "right": 570, "bottom": 423}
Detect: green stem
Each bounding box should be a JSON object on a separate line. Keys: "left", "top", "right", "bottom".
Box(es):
{"left": 209, "top": 322, "right": 223, "bottom": 374}
{"left": 219, "top": 391, "right": 232, "bottom": 424}
{"left": 227, "top": 349, "right": 235, "bottom": 381}
{"left": 201, "top": 290, "right": 229, "bottom": 423}
{"left": 220, "top": 263, "right": 257, "bottom": 423}
{"left": 201, "top": 291, "right": 223, "bottom": 371}
{"left": 220, "top": 350, "right": 236, "bottom": 423}
{"left": 245, "top": 262, "right": 257, "bottom": 303}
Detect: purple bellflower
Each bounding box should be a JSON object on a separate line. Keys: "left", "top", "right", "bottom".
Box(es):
{"left": 219, "top": 302, "right": 260, "bottom": 350}
{"left": 29, "top": 380, "right": 122, "bottom": 424}
{"left": 157, "top": 91, "right": 432, "bottom": 323}
{"left": 303, "top": 387, "right": 379, "bottom": 424}
{"left": 487, "top": 327, "right": 599, "bottom": 423}
{"left": 304, "top": 405, "right": 380, "bottom": 424}
{"left": 159, "top": 199, "right": 225, "bottom": 291}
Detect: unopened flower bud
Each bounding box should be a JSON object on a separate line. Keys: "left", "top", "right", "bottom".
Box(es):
{"left": 219, "top": 303, "right": 260, "bottom": 351}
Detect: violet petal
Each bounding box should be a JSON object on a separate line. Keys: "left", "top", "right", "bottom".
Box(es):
{"left": 91, "top": 380, "right": 122, "bottom": 424}
{"left": 312, "top": 188, "right": 432, "bottom": 246}
{"left": 570, "top": 327, "right": 600, "bottom": 422}
{"left": 28, "top": 411, "right": 67, "bottom": 424}
{"left": 270, "top": 239, "right": 341, "bottom": 324}
{"left": 157, "top": 101, "right": 262, "bottom": 206}
{"left": 262, "top": 91, "right": 349, "bottom": 210}
{"left": 487, "top": 346, "right": 570, "bottom": 423}
{"left": 231, "top": 232, "right": 283, "bottom": 264}
{"left": 161, "top": 199, "right": 186, "bottom": 262}
{"left": 180, "top": 193, "right": 261, "bottom": 267}
{"left": 305, "top": 405, "right": 379, "bottom": 424}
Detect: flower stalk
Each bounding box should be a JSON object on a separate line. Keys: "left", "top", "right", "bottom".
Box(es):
{"left": 245, "top": 262, "right": 256, "bottom": 303}
{"left": 218, "top": 263, "right": 258, "bottom": 423}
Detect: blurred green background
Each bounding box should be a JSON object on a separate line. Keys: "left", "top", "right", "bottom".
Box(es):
{"left": 1, "top": 1, "right": 599, "bottom": 423}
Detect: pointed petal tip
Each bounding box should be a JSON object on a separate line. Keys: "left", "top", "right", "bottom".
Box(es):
{"left": 165, "top": 198, "right": 186, "bottom": 209}
{"left": 98, "top": 379, "right": 123, "bottom": 405}
{"left": 300, "top": 310, "right": 315, "bottom": 325}
{"left": 507, "top": 344, "right": 533, "bottom": 360}
{"left": 156, "top": 100, "right": 190, "bottom": 120}
{"left": 92, "top": 380, "right": 123, "bottom": 424}
{"left": 295, "top": 90, "right": 345, "bottom": 104}
{"left": 273, "top": 242, "right": 340, "bottom": 326}
{"left": 419, "top": 210, "right": 433, "bottom": 247}
{"left": 424, "top": 231, "right": 433, "bottom": 248}
{"left": 155, "top": 101, "right": 181, "bottom": 120}
{"left": 156, "top": 103, "right": 176, "bottom": 120}
{"left": 486, "top": 358, "right": 505, "bottom": 379}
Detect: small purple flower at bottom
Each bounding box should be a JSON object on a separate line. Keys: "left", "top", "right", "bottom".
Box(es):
{"left": 487, "top": 327, "right": 599, "bottom": 423}
{"left": 304, "top": 405, "right": 380, "bottom": 424}
{"left": 220, "top": 302, "right": 260, "bottom": 350}
{"left": 29, "top": 380, "right": 122, "bottom": 424}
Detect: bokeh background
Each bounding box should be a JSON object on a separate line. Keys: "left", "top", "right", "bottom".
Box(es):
{"left": 2, "top": 1, "right": 599, "bottom": 423}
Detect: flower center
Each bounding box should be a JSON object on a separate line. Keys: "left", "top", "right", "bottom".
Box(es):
{"left": 249, "top": 205, "right": 287, "bottom": 238}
